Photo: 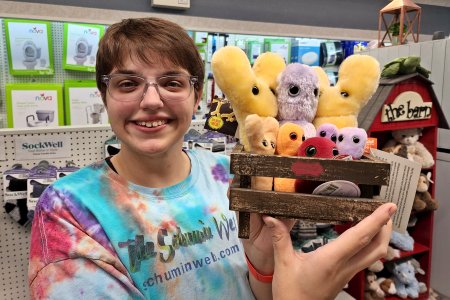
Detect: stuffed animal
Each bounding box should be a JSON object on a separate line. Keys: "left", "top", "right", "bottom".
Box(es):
{"left": 274, "top": 122, "right": 305, "bottom": 192}
{"left": 276, "top": 63, "right": 319, "bottom": 138}
{"left": 383, "top": 128, "right": 434, "bottom": 169}
{"left": 365, "top": 271, "right": 385, "bottom": 299}
{"left": 387, "top": 260, "right": 425, "bottom": 299}
{"left": 312, "top": 54, "right": 380, "bottom": 129}
{"left": 244, "top": 114, "right": 279, "bottom": 191}
{"left": 381, "top": 56, "right": 431, "bottom": 78}
{"left": 390, "top": 230, "right": 414, "bottom": 251}
{"left": 336, "top": 127, "right": 368, "bottom": 159}
{"left": 414, "top": 172, "right": 438, "bottom": 212}
{"left": 316, "top": 123, "right": 338, "bottom": 143}
{"left": 294, "top": 137, "right": 339, "bottom": 194}
{"left": 211, "top": 46, "right": 286, "bottom": 150}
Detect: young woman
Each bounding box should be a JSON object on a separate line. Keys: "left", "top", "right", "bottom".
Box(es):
{"left": 28, "top": 17, "right": 395, "bottom": 300}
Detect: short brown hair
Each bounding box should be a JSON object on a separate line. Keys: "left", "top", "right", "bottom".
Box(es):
{"left": 96, "top": 17, "right": 204, "bottom": 102}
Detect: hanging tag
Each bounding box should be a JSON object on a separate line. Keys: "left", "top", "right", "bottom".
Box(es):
{"left": 204, "top": 96, "right": 238, "bottom": 137}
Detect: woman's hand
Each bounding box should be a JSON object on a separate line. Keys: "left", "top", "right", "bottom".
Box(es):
{"left": 263, "top": 203, "right": 396, "bottom": 300}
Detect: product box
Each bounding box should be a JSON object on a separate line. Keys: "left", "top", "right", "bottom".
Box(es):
{"left": 6, "top": 83, "right": 64, "bottom": 128}
{"left": 246, "top": 40, "right": 263, "bottom": 64}
{"left": 3, "top": 165, "right": 30, "bottom": 201}
{"left": 27, "top": 162, "right": 57, "bottom": 211}
{"left": 4, "top": 19, "right": 54, "bottom": 75}
{"left": 63, "top": 22, "right": 105, "bottom": 72}
{"left": 64, "top": 80, "right": 108, "bottom": 125}
{"left": 291, "top": 38, "right": 321, "bottom": 66}
{"left": 264, "top": 38, "right": 291, "bottom": 63}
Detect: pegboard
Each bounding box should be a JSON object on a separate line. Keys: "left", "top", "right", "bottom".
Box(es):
{"left": 0, "top": 120, "right": 206, "bottom": 300}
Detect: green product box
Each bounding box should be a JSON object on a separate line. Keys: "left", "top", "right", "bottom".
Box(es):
{"left": 264, "top": 38, "right": 292, "bottom": 63}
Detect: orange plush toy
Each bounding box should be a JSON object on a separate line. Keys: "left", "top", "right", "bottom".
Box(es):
{"left": 274, "top": 122, "right": 305, "bottom": 192}
{"left": 245, "top": 114, "right": 279, "bottom": 191}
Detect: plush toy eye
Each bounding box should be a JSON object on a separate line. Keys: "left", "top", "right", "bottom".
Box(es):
{"left": 305, "top": 146, "right": 317, "bottom": 157}
{"left": 331, "top": 134, "right": 337, "bottom": 142}
{"left": 340, "top": 91, "right": 349, "bottom": 97}
{"left": 313, "top": 88, "right": 319, "bottom": 97}
{"left": 270, "top": 142, "right": 276, "bottom": 149}
{"left": 252, "top": 86, "right": 259, "bottom": 95}
{"left": 302, "top": 135, "right": 306, "bottom": 141}
{"left": 352, "top": 136, "right": 360, "bottom": 144}
{"left": 270, "top": 88, "right": 276, "bottom": 95}
{"left": 262, "top": 139, "right": 268, "bottom": 147}
{"left": 288, "top": 85, "right": 300, "bottom": 97}
{"left": 319, "top": 131, "right": 326, "bottom": 137}
{"left": 289, "top": 132, "right": 298, "bottom": 140}
{"left": 332, "top": 148, "right": 339, "bottom": 156}
{"left": 338, "top": 134, "right": 344, "bottom": 142}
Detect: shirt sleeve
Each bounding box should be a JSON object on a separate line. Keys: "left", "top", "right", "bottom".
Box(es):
{"left": 28, "top": 186, "right": 144, "bottom": 300}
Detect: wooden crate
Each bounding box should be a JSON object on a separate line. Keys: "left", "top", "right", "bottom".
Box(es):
{"left": 229, "top": 145, "right": 391, "bottom": 238}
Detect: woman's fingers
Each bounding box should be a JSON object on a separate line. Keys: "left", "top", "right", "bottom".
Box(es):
{"left": 319, "top": 203, "right": 396, "bottom": 262}
{"left": 262, "top": 215, "right": 296, "bottom": 264}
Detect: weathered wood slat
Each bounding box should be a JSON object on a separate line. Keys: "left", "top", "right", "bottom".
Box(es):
{"left": 230, "top": 152, "right": 390, "bottom": 185}
{"left": 230, "top": 188, "right": 385, "bottom": 223}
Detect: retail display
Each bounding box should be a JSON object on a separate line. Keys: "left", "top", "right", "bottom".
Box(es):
{"left": 64, "top": 80, "right": 107, "bottom": 125}
{"left": 211, "top": 45, "right": 285, "bottom": 150}
{"left": 312, "top": 54, "right": 381, "bottom": 129}
{"left": 5, "top": 83, "right": 64, "bottom": 128}
{"left": 4, "top": 19, "right": 54, "bottom": 75}
{"left": 63, "top": 22, "right": 105, "bottom": 72}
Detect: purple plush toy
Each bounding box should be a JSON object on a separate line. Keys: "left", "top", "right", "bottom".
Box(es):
{"left": 336, "top": 127, "right": 367, "bottom": 159}
{"left": 316, "top": 123, "right": 338, "bottom": 143}
{"left": 276, "top": 63, "right": 319, "bottom": 139}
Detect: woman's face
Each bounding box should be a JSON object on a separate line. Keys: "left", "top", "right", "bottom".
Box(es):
{"left": 105, "top": 56, "right": 200, "bottom": 159}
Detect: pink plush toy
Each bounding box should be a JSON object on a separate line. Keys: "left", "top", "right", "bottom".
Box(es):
{"left": 316, "top": 123, "right": 338, "bottom": 143}
{"left": 336, "top": 127, "right": 367, "bottom": 159}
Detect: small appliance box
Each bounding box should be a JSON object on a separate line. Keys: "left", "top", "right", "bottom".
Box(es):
{"left": 5, "top": 83, "right": 64, "bottom": 128}
{"left": 291, "top": 38, "right": 321, "bottom": 66}
{"left": 246, "top": 40, "right": 263, "bottom": 64}
{"left": 264, "top": 38, "right": 291, "bottom": 63}
{"left": 63, "top": 22, "right": 105, "bottom": 72}
{"left": 4, "top": 19, "right": 54, "bottom": 75}
{"left": 64, "top": 80, "right": 108, "bottom": 125}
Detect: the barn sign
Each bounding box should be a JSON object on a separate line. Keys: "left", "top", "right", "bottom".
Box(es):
{"left": 382, "top": 91, "right": 432, "bottom": 122}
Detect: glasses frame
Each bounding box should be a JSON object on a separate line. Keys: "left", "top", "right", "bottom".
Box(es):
{"left": 101, "top": 73, "right": 199, "bottom": 103}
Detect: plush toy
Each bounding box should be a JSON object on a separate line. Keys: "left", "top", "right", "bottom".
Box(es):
{"left": 364, "top": 277, "right": 397, "bottom": 300}
{"left": 316, "top": 123, "right": 338, "bottom": 143}
{"left": 365, "top": 271, "right": 385, "bottom": 299}
{"left": 414, "top": 172, "right": 438, "bottom": 212}
{"left": 383, "top": 128, "right": 434, "bottom": 169}
{"left": 336, "top": 127, "right": 368, "bottom": 159}
{"left": 276, "top": 63, "right": 319, "bottom": 138}
{"left": 312, "top": 54, "right": 380, "bottom": 129}
{"left": 244, "top": 114, "right": 279, "bottom": 190}
{"left": 381, "top": 56, "right": 431, "bottom": 79}
{"left": 387, "top": 260, "right": 425, "bottom": 299}
{"left": 274, "top": 122, "right": 305, "bottom": 192}
{"left": 211, "top": 46, "right": 286, "bottom": 150}
{"left": 390, "top": 230, "right": 414, "bottom": 252}
{"left": 294, "top": 137, "right": 339, "bottom": 194}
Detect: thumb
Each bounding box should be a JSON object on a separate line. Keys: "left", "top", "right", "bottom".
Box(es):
{"left": 262, "top": 215, "right": 295, "bottom": 262}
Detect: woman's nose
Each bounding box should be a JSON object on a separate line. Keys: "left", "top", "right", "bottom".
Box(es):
{"left": 140, "top": 84, "right": 164, "bottom": 109}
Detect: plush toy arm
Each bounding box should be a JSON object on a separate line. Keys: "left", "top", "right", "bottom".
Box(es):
{"left": 414, "top": 142, "right": 435, "bottom": 168}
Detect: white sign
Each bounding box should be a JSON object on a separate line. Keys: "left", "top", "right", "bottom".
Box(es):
{"left": 370, "top": 148, "right": 421, "bottom": 233}
{"left": 382, "top": 91, "right": 432, "bottom": 122}
{"left": 14, "top": 135, "right": 71, "bottom": 160}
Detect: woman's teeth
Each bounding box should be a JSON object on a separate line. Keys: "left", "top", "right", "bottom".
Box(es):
{"left": 136, "top": 120, "right": 167, "bottom": 128}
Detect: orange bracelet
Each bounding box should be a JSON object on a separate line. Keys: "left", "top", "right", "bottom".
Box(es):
{"left": 245, "top": 253, "right": 273, "bottom": 283}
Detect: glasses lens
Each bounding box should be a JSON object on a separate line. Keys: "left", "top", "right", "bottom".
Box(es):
{"left": 107, "top": 75, "right": 146, "bottom": 102}
{"left": 156, "top": 75, "right": 193, "bottom": 102}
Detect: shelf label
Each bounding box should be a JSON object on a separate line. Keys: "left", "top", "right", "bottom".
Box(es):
{"left": 14, "top": 135, "right": 71, "bottom": 160}
{"left": 382, "top": 91, "right": 432, "bottom": 123}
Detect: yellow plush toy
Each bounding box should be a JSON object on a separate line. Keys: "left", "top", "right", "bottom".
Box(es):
{"left": 244, "top": 114, "right": 279, "bottom": 191}
{"left": 211, "top": 46, "right": 286, "bottom": 150}
{"left": 312, "top": 54, "right": 381, "bottom": 129}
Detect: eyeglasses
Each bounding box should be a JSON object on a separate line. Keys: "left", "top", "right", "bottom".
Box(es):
{"left": 101, "top": 74, "right": 198, "bottom": 103}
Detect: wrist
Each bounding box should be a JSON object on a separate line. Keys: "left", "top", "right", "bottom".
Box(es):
{"left": 245, "top": 253, "right": 273, "bottom": 283}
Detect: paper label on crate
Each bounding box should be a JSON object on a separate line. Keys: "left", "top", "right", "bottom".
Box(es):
{"left": 370, "top": 149, "right": 421, "bottom": 233}
{"left": 14, "top": 136, "right": 71, "bottom": 160}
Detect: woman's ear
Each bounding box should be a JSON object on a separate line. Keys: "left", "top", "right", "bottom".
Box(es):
{"left": 193, "top": 90, "right": 203, "bottom": 113}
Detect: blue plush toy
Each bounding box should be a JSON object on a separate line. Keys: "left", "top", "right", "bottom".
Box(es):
{"left": 388, "top": 260, "right": 422, "bottom": 299}
{"left": 390, "top": 230, "right": 414, "bottom": 252}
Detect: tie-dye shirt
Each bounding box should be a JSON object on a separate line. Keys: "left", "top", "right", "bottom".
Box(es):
{"left": 29, "top": 149, "right": 254, "bottom": 299}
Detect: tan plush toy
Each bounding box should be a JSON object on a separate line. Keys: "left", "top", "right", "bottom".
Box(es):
{"left": 312, "top": 54, "right": 381, "bottom": 129}
{"left": 211, "top": 46, "right": 286, "bottom": 150}
{"left": 244, "top": 114, "right": 279, "bottom": 190}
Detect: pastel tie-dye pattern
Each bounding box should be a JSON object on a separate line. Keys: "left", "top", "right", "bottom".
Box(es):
{"left": 29, "top": 150, "right": 254, "bottom": 300}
